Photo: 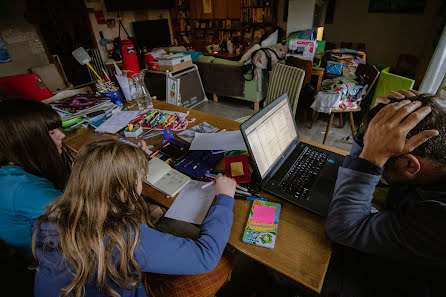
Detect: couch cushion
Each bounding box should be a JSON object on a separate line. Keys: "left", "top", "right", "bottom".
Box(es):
{"left": 212, "top": 58, "right": 243, "bottom": 66}
{"left": 196, "top": 55, "right": 215, "bottom": 63}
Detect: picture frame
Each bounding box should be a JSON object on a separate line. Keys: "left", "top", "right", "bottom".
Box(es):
{"left": 368, "top": 0, "right": 425, "bottom": 13}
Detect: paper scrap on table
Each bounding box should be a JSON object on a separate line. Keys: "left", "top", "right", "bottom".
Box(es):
{"left": 95, "top": 110, "right": 140, "bottom": 133}
{"left": 164, "top": 180, "right": 216, "bottom": 225}
{"left": 115, "top": 74, "right": 131, "bottom": 101}
{"left": 251, "top": 205, "right": 276, "bottom": 224}
{"left": 189, "top": 131, "right": 247, "bottom": 151}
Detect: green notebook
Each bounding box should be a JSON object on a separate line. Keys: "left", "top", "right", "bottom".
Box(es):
{"left": 242, "top": 200, "right": 281, "bottom": 249}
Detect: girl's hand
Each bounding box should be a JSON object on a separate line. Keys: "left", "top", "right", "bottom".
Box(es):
{"left": 137, "top": 140, "right": 151, "bottom": 155}
{"left": 214, "top": 174, "right": 236, "bottom": 198}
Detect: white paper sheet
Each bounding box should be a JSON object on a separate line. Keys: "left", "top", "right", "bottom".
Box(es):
{"left": 115, "top": 74, "right": 131, "bottom": 101}
{"left": 95, "top": 110, "right": 140, "bottom": 133}
{"left": 189, "top": 131, "right": 247, "bottom": 151}
{"left": 164, "top": 180, "right": 216, "bottom": 225}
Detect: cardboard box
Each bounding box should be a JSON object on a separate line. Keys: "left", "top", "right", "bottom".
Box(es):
{"left": 158, "top": 54, "right": 193, "bottom": 72}
{"left": 159, "top": 60, "right": 193, "bottom": 72}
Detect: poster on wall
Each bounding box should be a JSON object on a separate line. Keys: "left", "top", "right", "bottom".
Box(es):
{"left": 0, "top": 38, "right": 12, "bottom": 63}
{"left": 368, "top": 0, "right": 425, "bottom": 13}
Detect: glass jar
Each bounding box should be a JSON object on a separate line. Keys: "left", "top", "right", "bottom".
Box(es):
{"left": 131, "top": 72, "right": 153, "bottom": 110}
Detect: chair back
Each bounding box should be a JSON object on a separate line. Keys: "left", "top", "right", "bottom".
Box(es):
{"left": 285, "top": 56, "right": 312, "bottom": 86}
{"left": 354, "top": 64, "right": 380, "bottom": 102}
{"left": 266, "top": 63, "right": 305, "bottom": 115}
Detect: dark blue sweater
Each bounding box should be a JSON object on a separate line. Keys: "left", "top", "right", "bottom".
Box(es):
{"left": 326, "top": 136, "right": 446, "bottom": 267}
{"left": 34, "top": 194, "right": 234, "bottom": 297}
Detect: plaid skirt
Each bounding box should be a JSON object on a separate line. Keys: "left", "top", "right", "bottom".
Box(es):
{"left": 143, "top": 249, "right": 234, "bottom": 297}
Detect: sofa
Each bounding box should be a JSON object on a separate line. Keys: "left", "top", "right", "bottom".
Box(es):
{"left": 195, "top": 55, "right": 268, "bottom": 111}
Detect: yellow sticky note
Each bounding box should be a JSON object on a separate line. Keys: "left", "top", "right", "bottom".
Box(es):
{"left": 231, "top": 162, "right": 244, "bottom": 177}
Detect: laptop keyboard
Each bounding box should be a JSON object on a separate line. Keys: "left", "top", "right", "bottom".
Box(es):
{"left": 278, "top": 147, "right": 327, "bottom": 201}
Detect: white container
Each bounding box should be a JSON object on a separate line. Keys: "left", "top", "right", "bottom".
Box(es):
{"left": 124, "top": 125, "right": 143, "bottom": 138}
{"left": 227, "top": 40, "right": 234, "bottom": 54}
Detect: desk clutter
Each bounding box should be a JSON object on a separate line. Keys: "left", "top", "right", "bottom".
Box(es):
{"left": 52, "top": 93, "right": 276, "bottom": 247}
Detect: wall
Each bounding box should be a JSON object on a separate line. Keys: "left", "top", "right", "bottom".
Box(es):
{"left": 286, "top": 0, "right": 315, "bottom": 34}
{"left": 276, "top": 0, "right": 287, "bottom": 37}
{"left": 85, "top": 1, "right": 173, "bottom": 62}
{"left": 0, "top": 0, "right": 49, "bottom": 77}
{"left": 323, "top": 0, "right": 443, "bottom": 84}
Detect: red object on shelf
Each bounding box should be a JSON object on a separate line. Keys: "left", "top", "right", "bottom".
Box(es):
{"left": 0, "top": 73, "right": 53, "bottom": 101}
{"left": 121, "top": 39, "right": 140, "bottom": 77}
{"left": 145, "top": 53, "right": 160, "bottom": 71}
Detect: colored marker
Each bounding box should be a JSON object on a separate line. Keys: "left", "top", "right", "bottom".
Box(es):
{"left": 201, "top": 181, "right": 214, "bottom": 189}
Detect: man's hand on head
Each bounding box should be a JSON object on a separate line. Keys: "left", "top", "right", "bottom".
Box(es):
{"left": 360, "top": 100, "right": 439, "bottom": 167}
{"left": 374, "top": 90, "right": 420, "bottom": 107}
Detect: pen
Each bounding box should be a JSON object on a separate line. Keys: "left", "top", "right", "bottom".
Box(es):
{"left": 235, "top": 189, "right": 252, "bottom": 196}
{"left": 149, "top": 149, "right": 160, "bottom": 159}
{"left": 115, "top": 132, "right": 131, "bottom": 143}
{"left": 145, "top": 110, "right": 158, "bottom": 120}
{"left": 205, "top": 173, "right": 249, "bottom": 192}
{"left": 235, "top": 196, "right": 268, "bottom": 201}
{"left": 164, "top": 116, "right": 177, "bottom": 128}
{"left": 201, "top": 181, "right": 214, "bottom": 189}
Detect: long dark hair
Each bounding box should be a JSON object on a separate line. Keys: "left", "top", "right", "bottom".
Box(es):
{"left": 0, "top": 99, "right": 72, "bottom": 189}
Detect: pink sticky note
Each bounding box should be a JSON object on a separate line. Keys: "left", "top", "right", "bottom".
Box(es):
{"left": 251, "top": 205, "right": 276, "bottom": 224}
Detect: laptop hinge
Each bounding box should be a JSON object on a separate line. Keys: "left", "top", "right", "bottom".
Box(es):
{"left": 263, "top": 139, "right": 302, "bottom": 182}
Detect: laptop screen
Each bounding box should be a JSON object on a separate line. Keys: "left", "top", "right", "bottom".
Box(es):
{"left": 244, "top": 97, "right": 298, "bottom": 178}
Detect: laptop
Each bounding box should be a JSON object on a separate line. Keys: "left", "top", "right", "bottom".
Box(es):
{"left": 240, "top": 94, "right": 345, "bottom": 216}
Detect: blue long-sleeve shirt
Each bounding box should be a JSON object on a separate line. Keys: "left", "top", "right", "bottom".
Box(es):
{"left": 326, "top": 136, "right": 446, "bottom": 267}
{"left": 34, "top": 194, "right": 234, "bottom": 297}
{"left": 0, "top": 165, "right": 61, "bottom": 254}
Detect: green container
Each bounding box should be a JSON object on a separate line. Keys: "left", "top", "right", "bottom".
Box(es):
{"left": 62, "top": 117, "right": 83, "bottom": 128}
{"left": 316, "top": 40, "right": 326, "bottom": 52}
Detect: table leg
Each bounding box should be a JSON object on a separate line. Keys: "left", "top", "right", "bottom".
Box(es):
{"left": 316, "top": 72, "right": 323, "bottom": 93}
{"left": 254, "top": 102, "right": 260, "bottom": 112}
{"left": 309, "top": 110, "right": 319, "bottom": 129}
{"left": 213, "top": 94, "right": 218, "bottom": 103}
{"left": 349, "top": 112, "right": 356, "bottom": 135}
{"left": 323, "top": 113, "right": 335, "bottom": 144}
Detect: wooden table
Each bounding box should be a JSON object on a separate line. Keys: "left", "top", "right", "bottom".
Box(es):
{"left": 63, "top": 100, "right": 348, "bottom": 293}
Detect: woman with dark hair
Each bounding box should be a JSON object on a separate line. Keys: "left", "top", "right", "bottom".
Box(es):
{"left": 0, "top": 99, "right": 72, "bottom": 256}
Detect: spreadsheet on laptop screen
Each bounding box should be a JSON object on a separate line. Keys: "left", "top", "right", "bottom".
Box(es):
{"left": 245, "top": 98, "right": 298, "bottom": 178}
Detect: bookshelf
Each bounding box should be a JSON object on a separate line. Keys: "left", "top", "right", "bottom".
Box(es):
{"left": 170, "top": 0, "right": 276, "bottom": 48}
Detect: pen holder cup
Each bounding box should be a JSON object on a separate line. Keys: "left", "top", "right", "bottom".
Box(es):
{"left": 124, "top": 125, "right": 143, "bottom": 138}
{"left": 100, "top": 89, "right": 123, "bottom": 107}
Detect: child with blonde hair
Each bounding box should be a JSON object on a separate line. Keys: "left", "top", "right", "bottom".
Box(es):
{"left": 33, "top": 138, "right": 236, "bottom": 297}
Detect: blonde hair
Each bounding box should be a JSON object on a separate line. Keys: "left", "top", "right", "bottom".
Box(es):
{"left": 33, "top": 138, "right": 152, "bottom": 297}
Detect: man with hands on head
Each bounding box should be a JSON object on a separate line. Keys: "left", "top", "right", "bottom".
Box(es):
{"left": 323, "top": 90, "right": 446, "bottom": 297}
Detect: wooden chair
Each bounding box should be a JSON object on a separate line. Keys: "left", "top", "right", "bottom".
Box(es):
{"left": 285, "top": 56, "right": 312, "bottom": 87}
{"left": 265, "top": 63, "right": 305, "bottom": 116}
{"left": 311, "top": 64, "right": 380, "bottom": 144}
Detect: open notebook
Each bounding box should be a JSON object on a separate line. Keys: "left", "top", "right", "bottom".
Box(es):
{"left": 145, "top": 157, "right": 191, "bottom": 197}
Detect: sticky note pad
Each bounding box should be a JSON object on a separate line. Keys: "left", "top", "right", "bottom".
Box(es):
{"left": 230, "top": 161, "right": 244, "bottom": 176}
{"left": 251, "top": 205, "right": 276, "bottom": 224}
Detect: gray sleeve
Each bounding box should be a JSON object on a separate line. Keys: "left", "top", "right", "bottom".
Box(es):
{"left": 326, "top": 167, "right": 415, "bottom": 260}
